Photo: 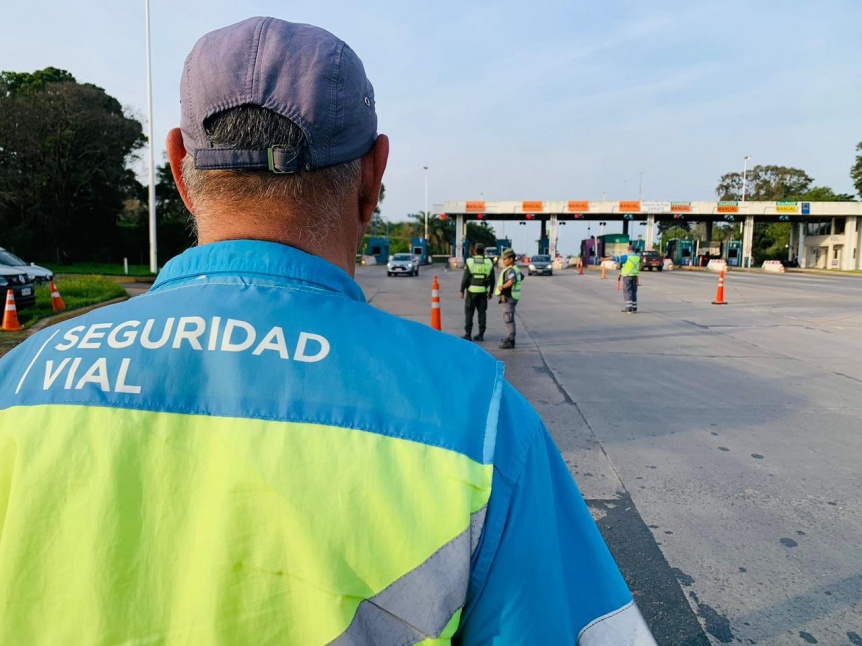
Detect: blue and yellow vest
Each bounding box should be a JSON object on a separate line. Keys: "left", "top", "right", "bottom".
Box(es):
{"left": 0, "top": 242, "right": 500, "bottom": 644}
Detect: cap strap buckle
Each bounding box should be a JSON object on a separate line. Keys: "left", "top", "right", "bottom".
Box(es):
{"left": 267, "top": 146, "right": 301, "bottom": 174}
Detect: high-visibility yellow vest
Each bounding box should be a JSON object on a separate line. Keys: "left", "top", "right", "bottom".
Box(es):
{"left": 465, "top": 256, "right": 493, "bottom": 293}
{"left": 621, "top": 253, "right": 641, "bottom": 277}
{"left": 494, "top": 265, "right": 522, "bottom": 300}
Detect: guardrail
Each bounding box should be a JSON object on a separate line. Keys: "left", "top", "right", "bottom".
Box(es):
{"left": 762, "top": 260, "right": 786, "bottom": 274}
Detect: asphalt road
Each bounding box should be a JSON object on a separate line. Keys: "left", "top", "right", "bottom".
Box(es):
{"left": 356, "top": 264, "right": 862, "bottom": 646}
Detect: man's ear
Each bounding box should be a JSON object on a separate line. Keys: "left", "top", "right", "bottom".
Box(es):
{"left": 358, "top": 135, "right": 389, "bottom": 224}
{"left": 166, "top": 128, "right": 195, "bottom": 213}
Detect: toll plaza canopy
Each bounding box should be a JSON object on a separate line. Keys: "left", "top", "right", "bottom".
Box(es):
{"left": 438, "top": 200, "right": 862, "bottom": 270}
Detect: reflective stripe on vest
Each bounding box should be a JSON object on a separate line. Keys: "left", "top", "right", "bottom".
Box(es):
{"left": 465, "top": 257, "right": 493, "bottom": 293}
{"left": 494, "top": 265, "right": 522, "bottom": 300}
{"left": 621, "top": 254, "right": 641, "bottom": 277}
{"left": 329, "top": 506, "right": 487, "bottom": 645}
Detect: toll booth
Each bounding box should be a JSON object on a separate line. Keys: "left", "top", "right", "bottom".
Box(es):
{"left": 538, "top": 237, "right": 549, "bottom": 255}
{"left": 580, "top": 237, "right": 602, "bottom": 265}
{"left": 411, "top": 238, "right": 429, "bottom": 265}
{"left": 726, "top": 240, "right": 742, "bottom": 267}
{"left": 695, "top": 240, "right": 723, "bottom": 267}
{"left": 460, "top": 239, "right": 472, "bottom": 264}
{"left": 600, "top": 234, "right": 630, "bottom": 263}
{"left": 364, "top": 236, "right": 390, "bottom": 264}
{"left": 666, "top": 239, "right": 695, "bottom": 266}
{"left": 631, "top": 238, "right": 645, "bottom": 253}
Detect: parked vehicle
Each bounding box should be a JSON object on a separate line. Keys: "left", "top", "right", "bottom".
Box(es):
{"left": 0, "top": 266, "right": 36, "bottom": 310}
{"left": 0, "top": 247, "right": 54, "bottom": 284}
{"left": 528, "top": 255, "right": 553, "bottom": 276}
{"left": 386, "top": 253, "right": 419, "bottom": 277}
{"left": 484, "top": 247, "right": 500, "bottom": 265}
{"left": 640, "top": 250, "right": 663, "bottom": 272}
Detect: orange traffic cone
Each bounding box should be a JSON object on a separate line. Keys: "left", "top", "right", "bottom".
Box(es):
{"left": 712, "top": 270, "right": 727, "bottom": 305}
{"left": 578, "top": 260, "right": 584, "bottom": 275}
{"left": 2, "top": 289, "right": 24, "bottom": 331}
{"left": 431, "top": 276, "right": 442, "bottom": 330}
{"left": 50, "top": 279, "right": 65, "bottom": 312}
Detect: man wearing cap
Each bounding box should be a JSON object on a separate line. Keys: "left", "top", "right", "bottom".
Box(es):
{"left": 495, "top": 248, "right": 523, "bottom": 349}
{"left": 618, "top": 243, "right": 642, "bottom": 313}
{"left": 0, "top": 17, "right": 654, "bottom": 645}
{"left": 459, "top": 242, "right": 495, "bottom": 342}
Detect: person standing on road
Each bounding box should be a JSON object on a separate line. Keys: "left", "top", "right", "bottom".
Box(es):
{"left": 460, "top": 242, "right": 495, "bottom": 341}
{"left": 618, "top": 243, "right": 641, "bottom": 313}
{"left": 495, "top": 248, "right": 523, "bottom": 349}
{"left": 0, "top": 17, "right": 654, "bottom": 645}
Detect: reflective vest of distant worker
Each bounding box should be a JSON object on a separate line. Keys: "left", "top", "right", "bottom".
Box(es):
{"left": 619, "top": 246, "right": 641, "bottom": 313}
{"left": 494, "top": 249, "right": 522, "bottom": 349}
{"left": 460, "top": 243, "right": 496, "bottom": 342}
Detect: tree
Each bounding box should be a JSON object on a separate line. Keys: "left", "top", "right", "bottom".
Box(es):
{"left": 799, "top": 186, "right": 855, "bottom": 202}
{"left": 0, "top": 68, "right": 145, "bottom": 262}
{"left": 465, "top": 222, "right": 497, "bottom": 251}
{"left": 851, "top": 141, "right": 862, "bottom": 199}
{"left": 715, "top": 165, "right": 813, "bottom": 201}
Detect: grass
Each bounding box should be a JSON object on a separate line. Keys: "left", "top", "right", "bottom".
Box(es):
{"left": 14, "top": 276, "right": 128, "bottom": 328}
{"left": 42, "top": 262, "right": 156, "bottom": 277}
{"left": 1, "top": 276, "right": 128, "bottom": 357}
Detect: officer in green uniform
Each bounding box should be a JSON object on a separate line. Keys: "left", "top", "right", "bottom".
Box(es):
{"left": 618, "top": 244, "right": 641, "bottom": 313}
{"left": 494, "top": 248, "right": 522, "bottom": 348}
{"left": 460, "top": 243, "right": 496, "bottom": 341}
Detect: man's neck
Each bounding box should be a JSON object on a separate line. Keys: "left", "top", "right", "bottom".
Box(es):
{"left": 196, "top": 207, "right": 359, "bottom": 277}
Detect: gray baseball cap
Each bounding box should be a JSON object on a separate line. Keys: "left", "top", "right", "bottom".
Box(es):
{"left": 180, "top": 17, "right": 377, "bottom": 173}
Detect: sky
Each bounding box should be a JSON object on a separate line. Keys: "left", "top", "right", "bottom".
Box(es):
{"left": 2, "top": 0, "right": 861, "bottom": 255}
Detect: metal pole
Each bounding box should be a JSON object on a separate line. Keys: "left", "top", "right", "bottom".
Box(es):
{"left": 638, "top": 172, "right": 644, "bottom": 202}
{"left": 145, "top": 0, "right": 158, "bottom": 274}
{"left": 741, "top": 155, "right": 752, "bottom": 268}
{"left": 423, "top": 166, "right": 429, "bottom": 242}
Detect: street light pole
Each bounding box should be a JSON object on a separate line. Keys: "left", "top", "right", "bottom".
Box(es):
{"left": 638, "top": 171, "right": 644, "bottom": 202}
{"left": 741, "top": 155, "right": 753, "bottom": 268}
{"left": 423, "top": 166, "right": 429, "bottom": 242}
{"left": 741, "top": 155, "right": 751, "bottom": 202}
{"left": 145, "top": 0, "right": 158, "bottom": 274}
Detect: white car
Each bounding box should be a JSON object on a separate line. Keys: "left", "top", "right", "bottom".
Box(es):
{"left": 0, "top": 247, "right": 54, "bottom": 284}
{"left": 387, "top": 253, "right": 419, "bottom": 277}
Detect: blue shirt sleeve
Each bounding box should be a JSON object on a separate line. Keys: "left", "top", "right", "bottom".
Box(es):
{"left": 457, "top": 383, "right": 634, "bottom": 645}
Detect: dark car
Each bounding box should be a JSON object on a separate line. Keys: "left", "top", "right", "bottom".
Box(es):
{"left": 0, "top": 266, "right": 36, "bottom": 311}
{"left": 640, "top": 250, "right": 663, "bottom": 271}
{"left": 528, "top": 255, "right": 553, "bottom": 276}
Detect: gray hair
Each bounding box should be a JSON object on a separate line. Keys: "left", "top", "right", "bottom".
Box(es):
{"left": 181, "top": 105, "right": 362, "bottom": 244}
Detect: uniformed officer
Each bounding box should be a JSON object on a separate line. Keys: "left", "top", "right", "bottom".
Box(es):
{"left": 494, "top": 248, "right": 523, "bottom": 349}
{"left": 459, "top": 242, "right": 495, "bottom": 341}
{"left": 618, "top": 243, "right": 642, "bottom": 313}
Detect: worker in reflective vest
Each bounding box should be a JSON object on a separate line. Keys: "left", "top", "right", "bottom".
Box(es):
{"left": 619, "top": 244, "right": 641, "bottom": 313}
{"left": 494, "top": 248, "right": 523, "bottom": 349}
{"left": 0, "top": 18, "right": 656, "bottom": 645}
{"left": 460, "top": 242, "right": 495, "bottom": 342}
